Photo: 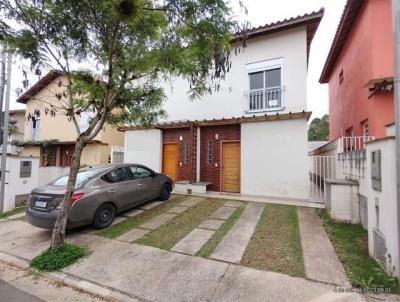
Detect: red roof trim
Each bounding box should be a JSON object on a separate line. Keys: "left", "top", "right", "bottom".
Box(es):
{"left": 319, "top": 0, "right": 364, "bottom": 83}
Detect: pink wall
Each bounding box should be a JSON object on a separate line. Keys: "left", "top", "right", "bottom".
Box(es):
{"left": 328, "top": 0, "right": 394, "bottom": 140}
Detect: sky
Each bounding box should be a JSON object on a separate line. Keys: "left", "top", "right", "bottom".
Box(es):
{"left": 7, "top": 0, "right": 346, "bottom": 119}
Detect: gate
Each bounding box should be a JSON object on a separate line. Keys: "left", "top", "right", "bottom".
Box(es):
{"left": 309, "top": 156, "right": 336, "bottom": 203}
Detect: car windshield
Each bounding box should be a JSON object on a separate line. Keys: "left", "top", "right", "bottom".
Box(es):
{"left": 52, "top": 168, "right": 104, "bottom": 187}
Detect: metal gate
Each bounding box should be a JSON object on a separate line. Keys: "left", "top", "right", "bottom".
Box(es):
{"left": 309, "top": 156, "right": 336, "bottom": 203}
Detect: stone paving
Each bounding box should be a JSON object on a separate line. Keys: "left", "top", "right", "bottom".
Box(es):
{"left": 140, "top": 213, "right": 177, "bottom": 230}
{"left": 198, "top": 219, "right": 224, "bottom": 230}
{"left": 167, "top": 206, "right": 188, "bottom": 214}
{"left": 210, "top": 206, "right": 236, "bottom": 220}
{"left": 298, "top": 207, "right": 350, "bottom": 287}
{"left": 210, "top": 204, "right": 264, "bottom": 264}
{"left": 121, "top": 209, "right": 144, "bottom": 218}
{"left": 171, "top": 229, "right": 215, "bottom": 255}
{"left": 117, "top": 229, "right": 150, "bottom": 243}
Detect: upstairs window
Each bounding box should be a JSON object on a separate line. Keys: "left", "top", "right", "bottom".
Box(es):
{"left": 362, "top": 120, "right": 369, "bottom": 138}
{"left": 247, "top": 58, "right": 283, "bottom": 112}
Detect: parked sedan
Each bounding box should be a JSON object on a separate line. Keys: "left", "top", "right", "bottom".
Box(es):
{"left": 26, "top": 164, "right": 173, "bottom": 230}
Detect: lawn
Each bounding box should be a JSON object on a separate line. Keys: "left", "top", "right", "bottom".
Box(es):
{"left": 135, "top": 198, "right": 224, "bottom": 250}
{"left": 196, "top": 204, "right": 246, "bottom": 257}
{"left": 0, "top": 207, "right": 25, "bottom": 219}
{"left": 96, "top": 195, "right": 186, "bottom": 238}
{"left": 318, "top": 209, "right": 400, "bottom": 293}
{"left": 241, "top": 204, "right": 305, "bottom": 277}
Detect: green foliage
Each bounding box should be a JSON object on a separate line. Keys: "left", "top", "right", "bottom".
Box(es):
{"left": 30, "top": 243, "right": 88, "bottom": 272}
{"left": 0, "top": 0, "right": 237, "bottom": 131}
{"left": 0, "top": 207, "right": 24, "bottom": 219}
{"left": 308, "top": 114, "right": 329, "bottom": 141}
{"left": 318, "top": 209, "right": 400, "bottom": 292}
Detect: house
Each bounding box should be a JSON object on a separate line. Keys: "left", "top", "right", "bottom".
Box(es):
{"left": 16, "top": 70, "right": 124, "bottom": 170}
{"left": 121, "top": 9, "right": 324, "bottom": 201}
{"left": 0, "top": 109, "right": 25, "bottom": 155}
{"left": 320, "top": 0, "right": 394, "bottom": 141}
{"left": 313, "top": 0, "right": 399, "bottom": 278}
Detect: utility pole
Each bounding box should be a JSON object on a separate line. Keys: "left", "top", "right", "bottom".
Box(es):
{"left": 392, "top": 0, "right": 400, "bottom": 281}
{"left": 0, "top": 47, "right": 6, "bottom": 145}
{"left": 0, "top": 53, "right": 11, "bottom": 213}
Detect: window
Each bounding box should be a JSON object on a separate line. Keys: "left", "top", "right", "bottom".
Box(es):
{"left": 101, "top": 167, "right": 131, "bottom": 183}
{"left": 183, "top": 142, "right": 190, "bottom": 164}
{"left": 31, "top": 111, "right": 40, "bottom": 141}
{"left": 129, "top": 166, "right": 153, "bottom": 179}
{"left": 78, "top": 107, "right": 95, "bottom": 132}
{"left": 54, "top": 167, "right": 104, "bottom": 187}
{"left": 362, "top": 120, "right": 369, "bottom": 138}
{"left": 207, "top": 140, "right": 213, "bottom": 164}
{"left": 247, "top": 59, "right": 282, "bottom": 112}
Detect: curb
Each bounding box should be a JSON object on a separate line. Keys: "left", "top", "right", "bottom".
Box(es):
{"left": 0, "top": 251, "right": 139, "bottom": 302}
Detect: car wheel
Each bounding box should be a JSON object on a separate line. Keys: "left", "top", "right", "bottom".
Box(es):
{"left": 159, "top": 183, "right": 171, "bottom": 201}
{"left": 92, "top": 203, "right": 116, "bottom": 229}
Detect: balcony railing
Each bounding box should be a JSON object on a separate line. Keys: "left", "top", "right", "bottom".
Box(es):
{"left": 338, "top": 136, "right": 375, "bottom": 153}
{"left": 248, "top": 87, "right": 282, "bottom": 112}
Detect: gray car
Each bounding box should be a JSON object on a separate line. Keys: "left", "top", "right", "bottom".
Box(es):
{"left": 26, "top": 164, "right": 173, "bottom": 230}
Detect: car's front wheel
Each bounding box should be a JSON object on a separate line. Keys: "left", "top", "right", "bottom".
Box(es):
{"left": 92, "top": 203, "right": 116, "bottom": 229}
{"left": 159, "top": 183, "right": 171, "bottom": 201}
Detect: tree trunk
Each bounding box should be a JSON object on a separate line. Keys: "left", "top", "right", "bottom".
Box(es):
{"left": 50, "top": 139, "right": 85, "bottom": 249}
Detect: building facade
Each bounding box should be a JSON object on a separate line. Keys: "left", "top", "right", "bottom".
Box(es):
{"left": 122, "top": 10, "right": 324, "bottom": 201}
{"left": 16, "top": 71, "right": 124, "bottom": 168}
{"left": 320, "top": 0, "right": 394, "bottom": 141}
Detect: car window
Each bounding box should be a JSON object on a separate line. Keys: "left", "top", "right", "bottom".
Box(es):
{"left": 101, "top": 167, "right": 131, "bottom": 183}
{"left": 129, "top": 166, "right": 153, "bottom": 179}
{"left": 53, "top": 168, "right": 103, "bottom": 187}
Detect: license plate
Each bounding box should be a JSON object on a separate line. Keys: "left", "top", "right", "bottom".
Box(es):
{"left": 35, "top": 201, "right": 47, "bottom": 208}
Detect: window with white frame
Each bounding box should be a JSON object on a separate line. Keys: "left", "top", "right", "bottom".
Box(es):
{"left": 362, "top": 119, "right": 369, "bottom": 138}
{"left": 247, "top": 58, "right": 283, "bottom": 112}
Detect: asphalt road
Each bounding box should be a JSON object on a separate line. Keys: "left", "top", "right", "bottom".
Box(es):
{"left": 0, "top": 279, "right": 45, "bottom": 302}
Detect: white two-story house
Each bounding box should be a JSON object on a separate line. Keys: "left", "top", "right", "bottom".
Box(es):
{"left": 121, "top": 9, "right": 324, "bottom": 201}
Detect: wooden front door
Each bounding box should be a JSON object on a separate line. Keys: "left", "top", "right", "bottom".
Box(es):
{"left": 60, "top": 145, "right": 74, "bottom": 167}
{"left": 162, "top": 143, "right": 177, "bottom": 181}
{"left": 221, "top": 142, "right": 240, "bottom": 193}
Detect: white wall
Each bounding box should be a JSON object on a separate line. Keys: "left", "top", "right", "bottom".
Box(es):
{"left": 124, "top": 129, "right": 162, "bottom": 172}
{"left": 1, "top": 156, "right": 40, "bottom": 211}
{"left": 161, "top": 27, "right": 308, "bottom": 121}
{"left": 241, "top": 119, "right": 309, "bottom": 200}
{"left": 366, "top": 138, "right": 399, "bottom": 276}
{"left": 38, "top": 167, "right": 70, "bottom": 186}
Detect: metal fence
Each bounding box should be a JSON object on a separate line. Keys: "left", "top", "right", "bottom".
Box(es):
{"left": 309, "top": 155, "right": 336, "bottom": 203}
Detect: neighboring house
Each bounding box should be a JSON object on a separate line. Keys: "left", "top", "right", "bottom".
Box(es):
{"left": 0, "top": 109, "right": 25, "bottom": 155}
{"left": 320, "top": 0, "right": 394, "bottom": 141}
{"left": 17, "top": 70, "right": 124, "bottom": 168}
{"left": 312, "top": 0, "right": 399, "bottom": 278}
{"left": 121, "top": 10, "right": 324, "bottom": 201}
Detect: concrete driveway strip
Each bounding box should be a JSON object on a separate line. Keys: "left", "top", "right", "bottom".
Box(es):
{"left": 116, "top": 228, "right": 150, "bottom": 243}
{"left": 179, "top": 196, "right": 202, "bottom": 207}
{"left": 297, "top": 207, "right": 350, "bottom": 287}
{"left": 171, "top": 228, "right": 215, "bottom": 255}
{"left": 64, "top": 240, "right": 230, "bottom": 302}
{"left": 212, "top": 264, "right": 335, "bottom": 302}
{"left": 210, "top": 206, "right": 236, "bottom": 220}
{"left": 210, "top": 204, "right": 264, "bottom": 263}
{"left": 140, "top": 213, "right": 176, "bottom": 230}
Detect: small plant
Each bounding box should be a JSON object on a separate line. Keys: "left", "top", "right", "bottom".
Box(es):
{"left": 30, "top": 243, "right": 88, "bottom": 272}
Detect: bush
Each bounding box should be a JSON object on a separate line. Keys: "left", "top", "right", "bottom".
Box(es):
{"left": 30, "top": 243, "right": 88, "bottom": 271}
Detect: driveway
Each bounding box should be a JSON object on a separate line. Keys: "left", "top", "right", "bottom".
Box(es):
{"left": 0, "top": 197, "right": 363, "bottom": 302}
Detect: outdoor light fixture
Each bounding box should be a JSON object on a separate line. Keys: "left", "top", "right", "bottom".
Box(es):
{"left": 179, "top": 135, "right": 183, "bottom": 141}
{"left": 215, "top": 133, "right": 219, "bottom": 140}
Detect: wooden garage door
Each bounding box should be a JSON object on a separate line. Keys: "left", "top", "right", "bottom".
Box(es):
{"left": 221, "top": 142, "right": 240, "bottom": 193}
{"left": 162, "top": 143, "right": 177, "bottom": 182}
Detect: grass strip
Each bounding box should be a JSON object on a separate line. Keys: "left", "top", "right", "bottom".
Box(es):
{"left": 196, "top": 204, "right": 246, "bottom": 258}
{"left": 318, "top": 209, "right": 400, "bottom": 292}
{"left": 241, "top": 204, "right": 305, "bottom": 277}
{"left": 96, "top": 195, "right": 186, "bottom": 239}
{"left": 0, "top": 207, "right": 25, "bottom": 219}
{"left": 135, "top": 199, "right": 224, "bottom": 250}
{"left": 30, "top": 243, "right": 88, "bottom": 272}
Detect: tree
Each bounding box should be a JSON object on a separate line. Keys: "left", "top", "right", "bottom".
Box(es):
{"left": 308, "top": 114, "right": 329, "bottom": 141}
{"left": 0, "top": 0, "right": 245, "bottom": 248}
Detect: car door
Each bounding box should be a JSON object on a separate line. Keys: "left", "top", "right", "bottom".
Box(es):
{"left": 128, "top": 165, "right": 159, "bottom": 202}
{"left": 101, "top": 167, "right": 139, "bottom": 211}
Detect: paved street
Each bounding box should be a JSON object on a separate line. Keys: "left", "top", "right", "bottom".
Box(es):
{"left": 0, "top": 279, "right": 45, "bottom": 302}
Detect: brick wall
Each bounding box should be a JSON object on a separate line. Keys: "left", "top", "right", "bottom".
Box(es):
{"left": 200, "top": 124, "right": 240, "bottom": 191}
{"left": 162, "top": 127, "right": 194, "bottom": 181}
